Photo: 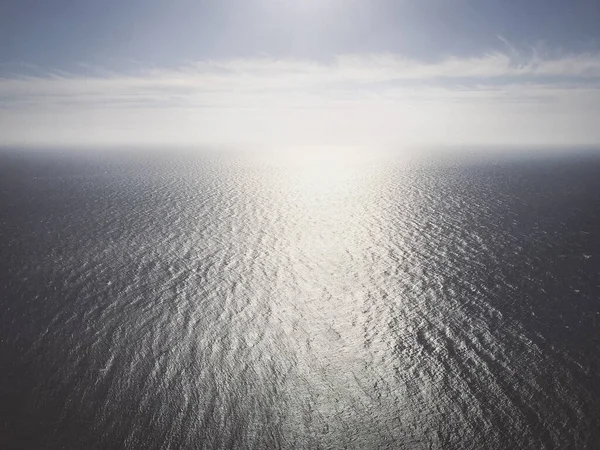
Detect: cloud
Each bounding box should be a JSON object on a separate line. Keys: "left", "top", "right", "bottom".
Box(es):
{"left": 1, "top": 51, "right": 600, "bottom": 148}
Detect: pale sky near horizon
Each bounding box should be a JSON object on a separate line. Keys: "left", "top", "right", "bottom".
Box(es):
{"left": 1, "top": 0, "right": 600, "bottom": 149}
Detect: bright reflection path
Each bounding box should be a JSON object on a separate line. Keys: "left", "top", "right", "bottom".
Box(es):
{"left": 240, "top": 151, "right": 398, "bottom": 446}
{"left": 215, "top": 148, "right": 462, "bottom": 447}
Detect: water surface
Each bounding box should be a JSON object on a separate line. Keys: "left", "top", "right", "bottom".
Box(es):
{"left": 1, "top": 149, "right": 599, "bottom": 449}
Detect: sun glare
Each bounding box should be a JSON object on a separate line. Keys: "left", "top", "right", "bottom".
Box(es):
{"left": 269, "top": 0, "right": 339, "bottom": 15}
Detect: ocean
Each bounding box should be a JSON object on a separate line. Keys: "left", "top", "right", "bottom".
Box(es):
{"left": 1, "top": 148, "right": 599, "bottom": 449}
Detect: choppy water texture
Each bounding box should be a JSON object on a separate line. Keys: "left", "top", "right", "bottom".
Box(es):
{"left": 1, "top": 149, "right": 600, "bottom": 449}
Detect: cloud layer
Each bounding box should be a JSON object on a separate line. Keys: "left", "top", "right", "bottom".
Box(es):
{"left": 2, "top": 51, "right": 600, "bottom": 149}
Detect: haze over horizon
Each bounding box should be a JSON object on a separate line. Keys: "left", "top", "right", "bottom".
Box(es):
{"left": 1, "top": 0, "right": 600, "bottom": 149}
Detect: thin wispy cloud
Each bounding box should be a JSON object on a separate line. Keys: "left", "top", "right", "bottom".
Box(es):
{"left": 1, "top": 51, "right": 600, "bottom": 148}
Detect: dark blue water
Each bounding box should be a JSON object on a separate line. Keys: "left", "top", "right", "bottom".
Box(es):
{"left": 1, "top": 149, "right": 599, "bottom": 449}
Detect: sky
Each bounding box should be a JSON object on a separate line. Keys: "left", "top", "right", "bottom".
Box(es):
{"left": 1, "top": 0, "right": 600, "bottom": 149}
